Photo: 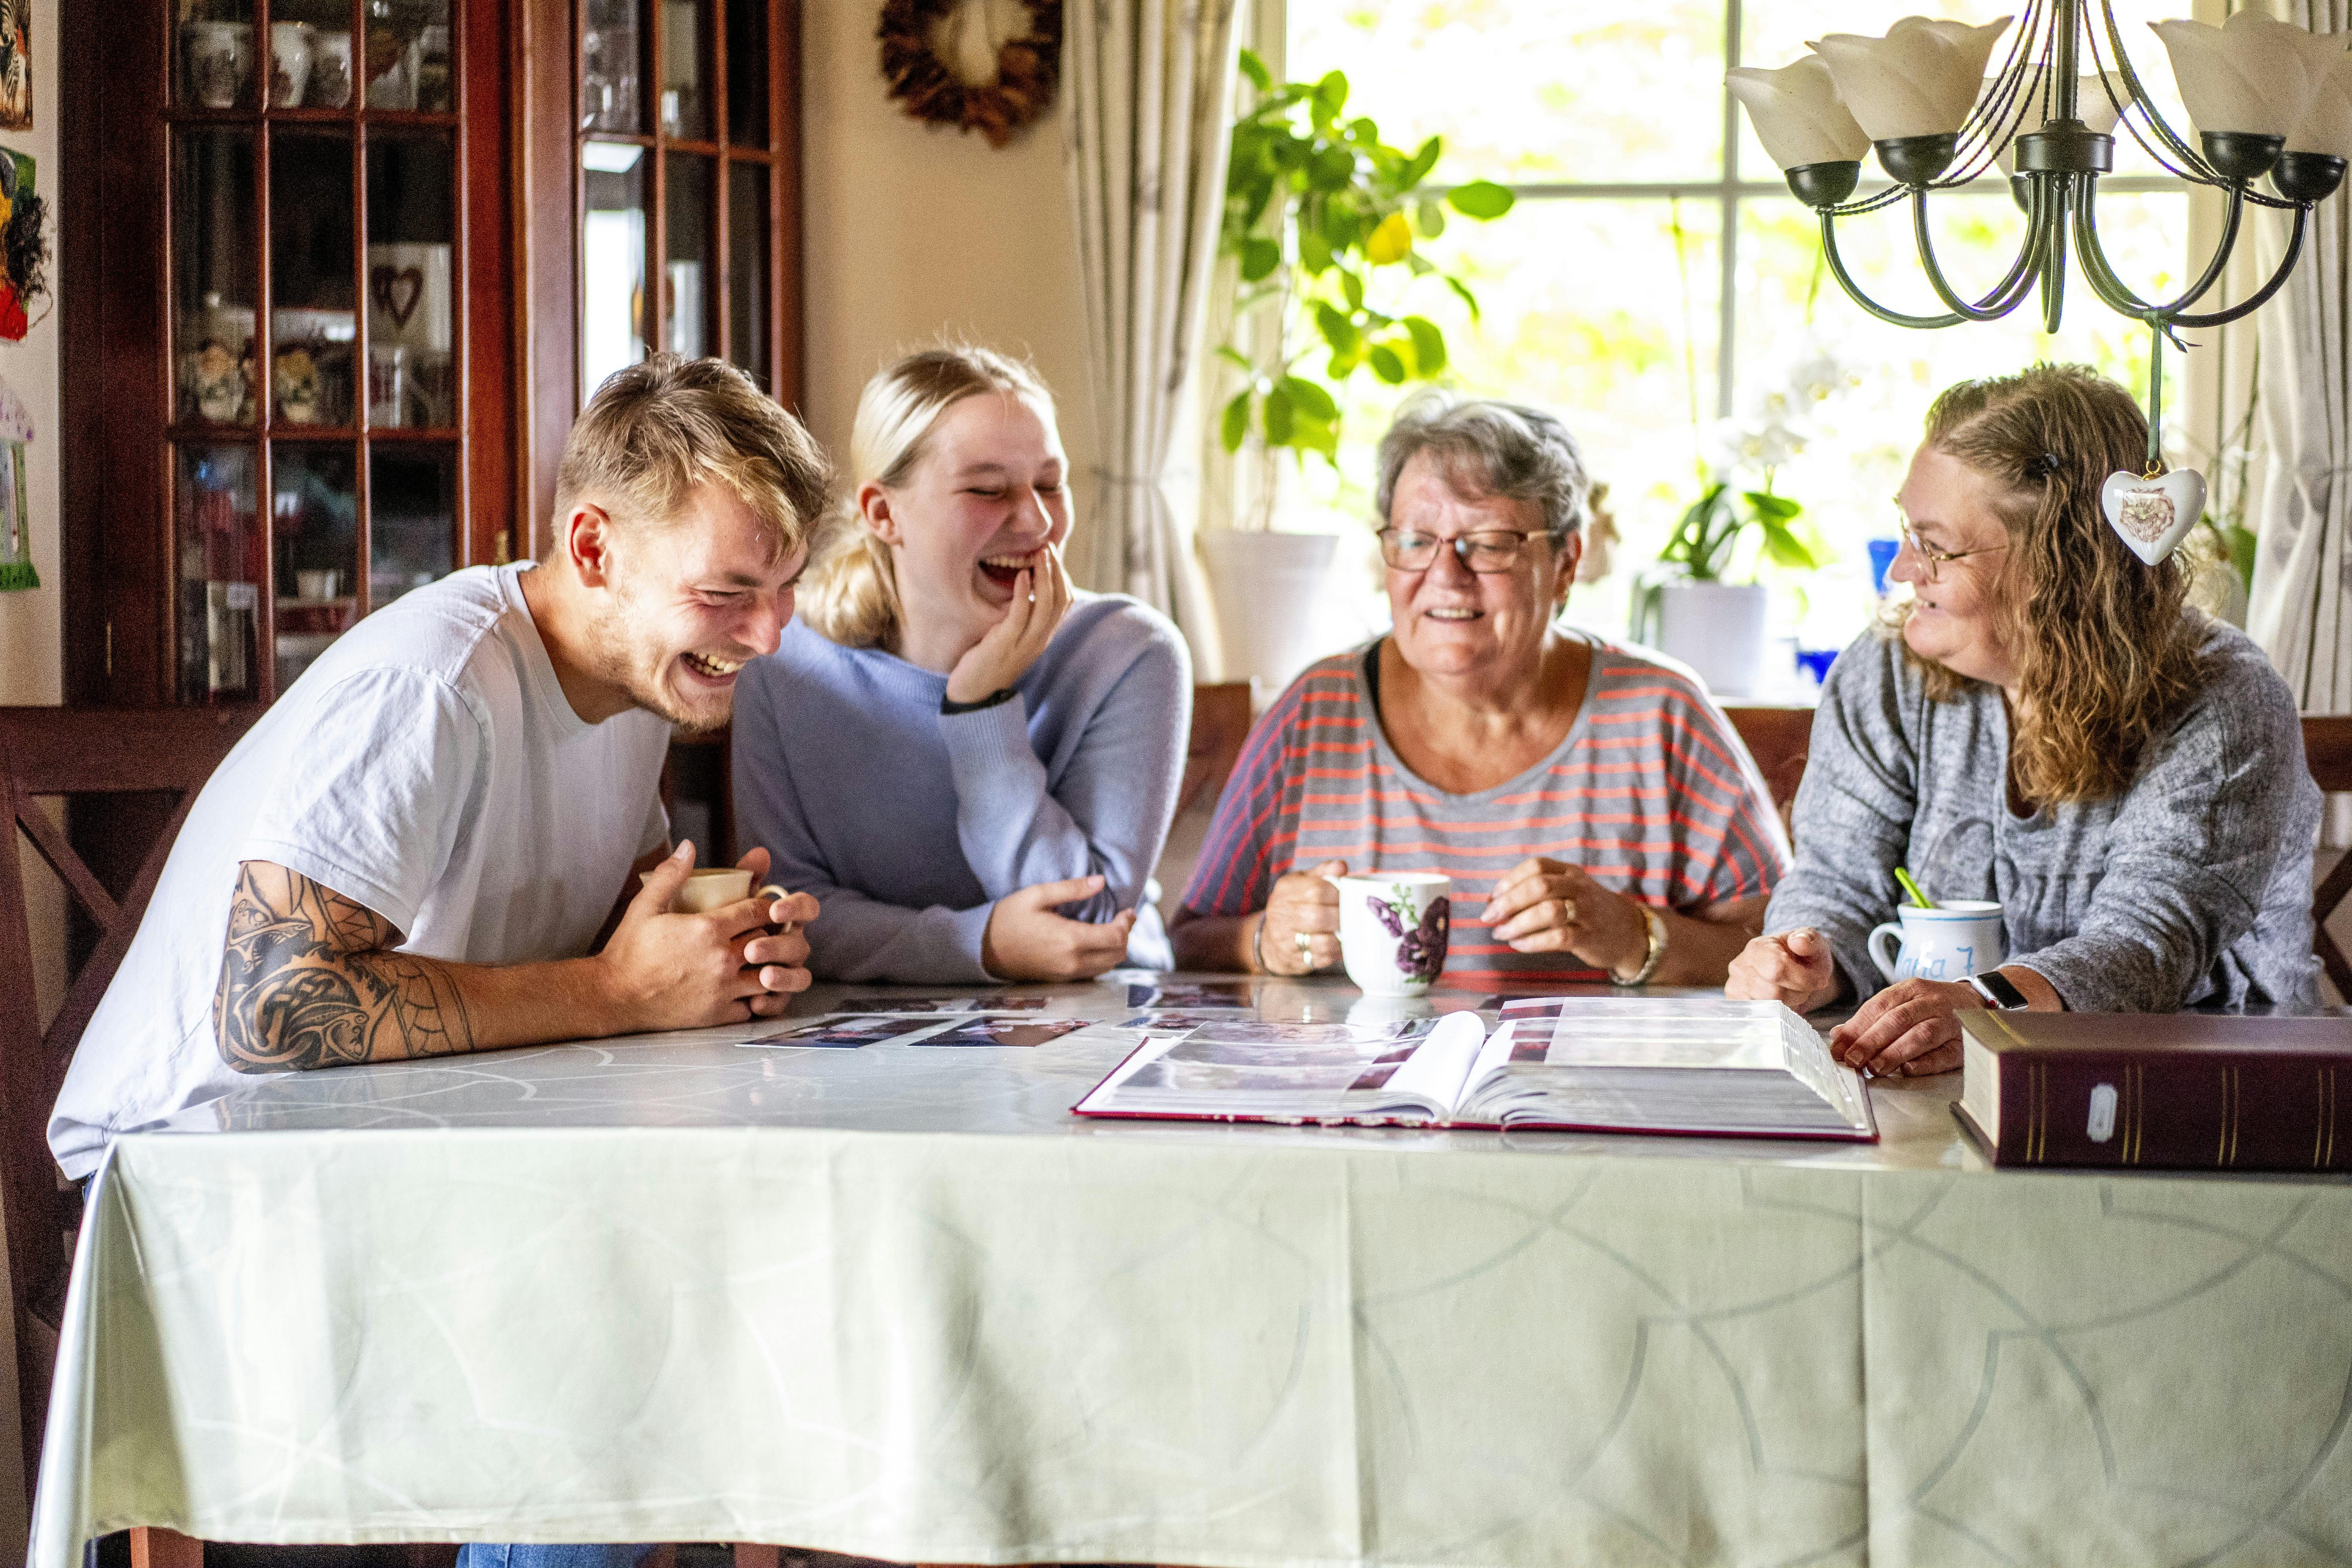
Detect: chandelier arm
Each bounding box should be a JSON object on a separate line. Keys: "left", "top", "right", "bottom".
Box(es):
{"left": 1912, "top": 185, "right": 2050, "bottom": 321}
{"left": 1820, "top": 212, "right": 1965, "bottom": 329}
{"left": 2042, "top": 202, "right": 2070, "bottom": 332}
{"left": 2073, "top": 177, "right": 2245, "bottom": 318}
{"left": 2090, "top": 0, "right": 2216, "bottom": 180}
{"left": 2168, "top": 204, "right": 2310, "bottom": 328}
{"left": 1950, "top": 0, "right": 2051, "bottom": 183}
{"left": 2071, "top": 194, "right": 2157, "bottom": 316}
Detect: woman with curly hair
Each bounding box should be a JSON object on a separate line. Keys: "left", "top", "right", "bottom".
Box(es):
{"left": 1728, "top": 363, "right": 2321, "bottom": 1073}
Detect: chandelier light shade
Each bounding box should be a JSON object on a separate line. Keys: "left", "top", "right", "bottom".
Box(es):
{"left": 1727, "top": 56, "right": 1873, "bottom": 171}
{"left": 1811, "top": 17, "right": 2014, "bottom": 141}
{"left": 2150, "top": 11, "right": 2339, "bottom": 140}
{"left": 2287, "top": 50, "right": 2352, "bottom": 160}
{"left": 1728, "top": 1, "right": 2352, "bottom": 562}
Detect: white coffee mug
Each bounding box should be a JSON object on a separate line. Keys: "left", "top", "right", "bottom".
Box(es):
{"left": 1333, "top": 873, "right": 1452, "bottom": 997}
{"left": 646, "top": 866, "right": 789, "bottom": 916}
{"left": 1868, "top": 900, "right": 2006, "bottom": 985}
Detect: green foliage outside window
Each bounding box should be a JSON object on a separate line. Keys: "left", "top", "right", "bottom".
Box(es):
{"left": 1216, "top": 48, "right": 1515, "bottom": 465}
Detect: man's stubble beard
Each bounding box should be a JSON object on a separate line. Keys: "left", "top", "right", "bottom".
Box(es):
{"left": 584, "top": 589, "right": 731, "bottom": 735}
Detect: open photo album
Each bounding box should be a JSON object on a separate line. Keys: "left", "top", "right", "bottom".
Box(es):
{"left": 1073, "top": 996, "right": 1877, "bottom": 1141}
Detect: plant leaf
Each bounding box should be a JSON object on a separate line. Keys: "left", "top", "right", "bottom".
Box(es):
{"left": 1238, "top": 49, "right": 1271, "bottom": 93}
{"left": 1238, "top": 236, "right": 1282, "bottom": 282}
{"left": 1220, "top": 390, "right": 1251, "bottom": 453}
{"left": 1297, "top": 225, "right": 1333, "bottom": 274}
{"left": 1368, "top": 343, "right": 1407, "bottom": 385}
{"left": 1280, "top": 374, "right": 1338, "bottom": 420}
{"left": 1446, "top": 180, "right": 1516, "bottom": 220}
{"left": 1313, "top": 70, "right": 1350, "bottom": 122}
{"left": 1743, "top": 491, "right": 1802, "bottom": 521}
{"left": 1314, "top": 300, "right": 1361, "bottom": 355}
{"left": 1413, "top": 197, "right": 1446, "bottom": 238}
{"left": 1340, "top": 269, "right": 1365, "bottom": 310}
{"left": 1403, "top": 316, "right": 1446, "bottom": 376}
{"left": 1400, "top": 135, "right": 1442, "bottom": 189}
{"left": 1366, "top": 211, "right": 1414, "bottom": 265}
{"left": 1759, "top": 520, "right": 1822, "bottom": 570}
{"left": 1263, "top": 382, "right": 1297, "bottom": 445}
{"left": 1442, "top": 273, "right": 1481, "bottom": 321}
{"left": 1215, "top": 345, "right": 1254, "bottom": 372}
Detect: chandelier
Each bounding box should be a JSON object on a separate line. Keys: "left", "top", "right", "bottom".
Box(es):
{"left": 1728, "top": 2, "right": 2352, "bottom": 563}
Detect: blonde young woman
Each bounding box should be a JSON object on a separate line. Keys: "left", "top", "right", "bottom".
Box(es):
{"left": 731, "top": 347, "right": 1191, "bottom": 982}
{"left": 1729, "top": 363, "right": 2321, "bottom": 1074}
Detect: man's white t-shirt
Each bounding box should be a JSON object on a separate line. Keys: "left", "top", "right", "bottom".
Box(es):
{"left": 50, "top": 563, "right": 673, "bottom": 1178}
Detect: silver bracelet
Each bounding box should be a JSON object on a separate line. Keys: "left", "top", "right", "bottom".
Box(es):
{"left": 1250, "top": 913, "right": 1271, "bottom": 975}
{"left": 1612, "top": 903, "right": 1668, "bottom": 986}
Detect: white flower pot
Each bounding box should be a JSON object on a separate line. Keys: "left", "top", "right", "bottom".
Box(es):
{"left": 1655, "top": 580, "right": 1769, "bottom": 698}
{"left": 1199, "top": 529, "right": 1340, "bottom": 694}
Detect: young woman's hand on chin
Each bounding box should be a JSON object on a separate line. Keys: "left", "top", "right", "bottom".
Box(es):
{"left": 981, "top": 873, "right": 1136, "bottom": 981}
{"left": 945, "top": 547, "right": 1074, "bottom": 704}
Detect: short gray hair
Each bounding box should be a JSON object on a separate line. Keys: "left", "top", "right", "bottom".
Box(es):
{"left": 1373, "top": 392, "right": 1592, "bottom": 544}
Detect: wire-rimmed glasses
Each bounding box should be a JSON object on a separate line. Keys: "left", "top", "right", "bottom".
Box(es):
{"left": 1895, "top": 514, "right": 2007, "bottom": 582}
{"left": 1376, "top": 528, "right": 1548, "bottom": 573}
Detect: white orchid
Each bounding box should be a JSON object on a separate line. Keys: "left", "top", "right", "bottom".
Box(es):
{"left": 2151, "top": 10, "right": 2344, "bottom": 141}
{"left": 1811, "top": 16, "right": 2014, "bottom": 142}
{"left": 1726, "top": 54, "right": 1872, "bottom": 171}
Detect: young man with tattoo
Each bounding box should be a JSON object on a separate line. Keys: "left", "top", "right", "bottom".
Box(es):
{"left": 49, "top": 354, "right": 833, "bottom": 1188}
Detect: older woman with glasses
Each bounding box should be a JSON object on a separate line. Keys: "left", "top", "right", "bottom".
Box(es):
{"left": 1729, "top": 364, "right": 2321, "bottom": 1074}
{"left": 1170, "top": 393, "right": 1788, "bottom": 987}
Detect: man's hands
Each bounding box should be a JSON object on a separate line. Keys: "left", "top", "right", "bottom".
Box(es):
{"left": 982, "top": 873, "right": 1136, "bottom": 981}
{"left": 595, "top": 842, "right": 820, "bottom": 1030}
{"left": 1482, "top": 857, "right": 1648, "bottom": 977}
{"left": 1255, "top": 858, "right": 1347, "bottom": 975}
{"left": 946, "top": 548, "right": 1074, "bottom": 705}
{"left": 1726, "top": 927, "right": 1841, "bottom": 1013}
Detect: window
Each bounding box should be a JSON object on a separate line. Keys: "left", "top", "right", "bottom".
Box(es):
{"left": 1281, "top": 0, "right": 2198, "bottom": 652}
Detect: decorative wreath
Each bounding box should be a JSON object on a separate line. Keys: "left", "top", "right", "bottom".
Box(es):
{"left": 878, "top": 0, "right": 1062, "bottom": 148}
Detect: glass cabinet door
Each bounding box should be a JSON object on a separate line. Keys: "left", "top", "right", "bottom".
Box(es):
{"left": 165, "top": 0, "right": 469, "bottom": 703}
{"left": 577, "top": 0, "right": 783, "bottom": 404}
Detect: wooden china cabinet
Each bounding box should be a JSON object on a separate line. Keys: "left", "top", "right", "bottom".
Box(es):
{"left": 60, "top": 0, "right": 803, "bottom": 713}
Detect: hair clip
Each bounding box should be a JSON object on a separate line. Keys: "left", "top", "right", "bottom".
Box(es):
{"left": 2029, "top": 451, "right": 2063, "bottom": 479}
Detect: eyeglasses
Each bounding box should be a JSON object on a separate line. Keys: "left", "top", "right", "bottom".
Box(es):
{"left": 1376, "top": 528, "right": 1549, "bottom": 573}
{"left": 1896, "top": 514, "right": 2007, "bottom": 582}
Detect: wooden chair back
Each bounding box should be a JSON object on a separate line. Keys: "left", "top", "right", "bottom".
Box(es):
{"left": 0, "top": 704, "right": 260, "bottom": 1492}
{"left": 2301, "top": 716, "right": 2352, "bottom": 998}
{"left": 1178, "top": 683, "right": 1254, "bottom": 820}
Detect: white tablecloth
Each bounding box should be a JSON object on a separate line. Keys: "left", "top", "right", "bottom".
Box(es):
{"left": 29, "top": 980, "right": 2352, "bottom": 1568}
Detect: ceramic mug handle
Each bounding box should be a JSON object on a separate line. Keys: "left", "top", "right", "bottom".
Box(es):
{"left": 755, "top": 884, "right": 796, "bottom": 932}
{"left": 1867, "top": 922, "right": 1905, "bottom": 983}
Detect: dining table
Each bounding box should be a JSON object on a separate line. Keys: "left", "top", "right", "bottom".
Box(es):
{"left": 29, "top": 975, "right": 2352, "bottom": 1568}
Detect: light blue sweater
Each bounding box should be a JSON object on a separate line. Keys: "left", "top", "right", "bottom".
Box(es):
{"left": 732, "top": 592, "right": 1192, "bottom": 982}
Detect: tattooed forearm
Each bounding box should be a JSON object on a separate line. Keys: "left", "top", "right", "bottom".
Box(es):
{"left": 212, "top": 862, "right": 476, "bottom": 1072}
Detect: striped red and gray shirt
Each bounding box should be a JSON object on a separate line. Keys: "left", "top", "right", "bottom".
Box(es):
{"left": 1180, "top": 636, "right": 1790, "bottom": 987}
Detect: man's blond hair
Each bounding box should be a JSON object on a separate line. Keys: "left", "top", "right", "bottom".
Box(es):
{"left": 549, "top": 354, "right": 832, "bottom": 564}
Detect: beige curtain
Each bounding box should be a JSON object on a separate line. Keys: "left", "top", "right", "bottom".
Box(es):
{"left": 1061, "top": 0, "right": 1238, "bottom": 661}
{"left": 2248, "top": 0, "right": 2352, "bottom": 712}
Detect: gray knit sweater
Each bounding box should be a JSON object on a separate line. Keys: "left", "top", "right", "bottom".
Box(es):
{"left": 1765, "top": 618, "right": 2321, "bottom": 1012}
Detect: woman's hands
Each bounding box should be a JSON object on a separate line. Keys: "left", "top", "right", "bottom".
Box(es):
{"left": 1726, "top": 928, "right": 1841, "bottom": 1013}
{"left": 1482, "top": 857, "right": 1648, "bottom": 977}
{"left": 1825, "top": 978, "right": 1978, "bottom": 1076}
{"left": 1254, "top": 858, "right": 1347, "bottom": 975}
{"left": 982, "top": 873, "right": 1136, "bottom": 981}
{"left": 946, "top": 547, "right": 1074, "bottom": 705}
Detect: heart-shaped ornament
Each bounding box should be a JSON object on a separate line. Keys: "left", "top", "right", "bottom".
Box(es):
{"left": 2100, "top": 467, "right": 2206, "bottom": 565}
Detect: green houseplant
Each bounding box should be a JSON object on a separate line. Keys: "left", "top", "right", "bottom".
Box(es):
{"left": 1215, "top": 49, "right": 1515, "bottom": 479}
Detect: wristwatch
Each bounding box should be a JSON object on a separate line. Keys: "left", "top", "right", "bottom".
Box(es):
{"left": 1610, "top": 903, "right": 1668, "bottom": 987}
{"left": 1965, "top": 970, "right": 2030, "bottom": 1010}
